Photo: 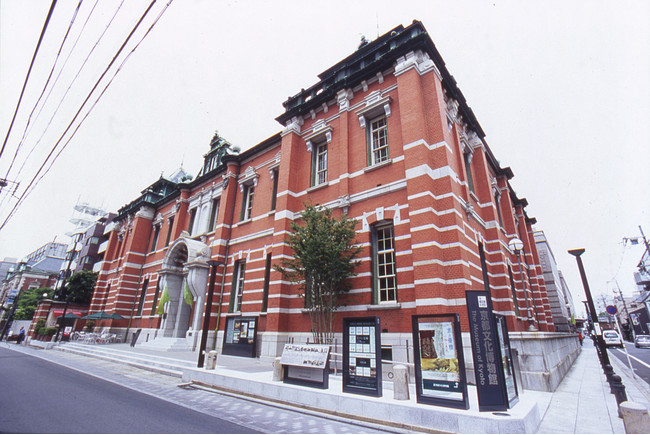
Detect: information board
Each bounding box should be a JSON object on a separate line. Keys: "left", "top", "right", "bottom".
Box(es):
{"left": 281, "top": 344, "right": 330, "bottom": 389}
{"left": 412, "top": 314, "right": 469, "bottom": 409}
{"left": 466, "top": 290, "right": 510, "bottom": 412}
{"left": 222, "top": 316, "right": 258, "bottom": 358}
{"left": 343, "top": 317, "right": 382, "bottom": 397}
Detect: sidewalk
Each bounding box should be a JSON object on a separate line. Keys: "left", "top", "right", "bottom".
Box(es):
{"left": 18, "top": 337, "right": 650, "bottom": 433}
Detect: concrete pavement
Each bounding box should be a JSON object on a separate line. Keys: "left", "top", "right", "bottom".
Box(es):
{"left": 13, "top": 337, "right": 650, "bottom": 433}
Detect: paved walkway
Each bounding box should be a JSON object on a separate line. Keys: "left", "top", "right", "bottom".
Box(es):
{"left": 10, "top": 337, "right": 650, "bottom": 433}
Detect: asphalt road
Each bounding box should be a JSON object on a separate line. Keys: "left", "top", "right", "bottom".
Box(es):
{"left": 609, "top": 341, "right": 650, "bottom": 386}
{"left": 0, "top": 345, "right": 255, "bottom": 433}
{"left": 0, "top": 343, "right": 398, "bottom": 434}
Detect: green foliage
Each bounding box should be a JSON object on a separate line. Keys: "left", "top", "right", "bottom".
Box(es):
{"left": 14, "top": 287, "right": 54, "bottom": 320}
{"left": 274, "top": 204, "right": 362, "bottom": 344}
{"left": 33, "top": 319, "right": 46, "bottom": 335}
{"left": 63, "top": 270, "right": 97, "bottom": 304}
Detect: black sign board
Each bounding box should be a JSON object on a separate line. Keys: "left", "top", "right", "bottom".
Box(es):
{"left": 280, "top": 344, "right": 330, "bottom": 389}
{"left": 412, "top": 314, "right": 469, "bottom": 409}
{"left": 343, "top": 317, "right": 382, "bottom": 397}
{"left": 222, "top": 316, "right": 258, "bottom": 358}
{"left": 466, "top": 290, "right": 511, "bottom": 412}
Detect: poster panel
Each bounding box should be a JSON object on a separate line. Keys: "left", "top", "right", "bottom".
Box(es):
{"left": 222, "top": 316, "right": 258, "bottom": 357}
{"left": 495, "top": 315, "right": 519, "bottom": 407}
{"left": 466, "top": 290, "right": 509, "bottom": 412}
{"left": 343, "top": 317, "right": 382, "bottom": 397}
{"left": 412, "top": 314, "right": 469, "bottom": 409}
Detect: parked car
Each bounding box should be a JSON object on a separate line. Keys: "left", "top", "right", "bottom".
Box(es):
{"left": 634, "top": 335, "right": 650, "bottom": 348}
{"left": 603, "top": 330, "right": 624, "bottom": 348}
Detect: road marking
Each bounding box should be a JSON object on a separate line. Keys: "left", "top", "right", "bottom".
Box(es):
{"left": 615, "top": 348, "right": 650, "bottom": 370}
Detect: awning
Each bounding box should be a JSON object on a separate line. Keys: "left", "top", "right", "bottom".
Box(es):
{"left": 51, "top": 309, "right": 83, "bottom": 317}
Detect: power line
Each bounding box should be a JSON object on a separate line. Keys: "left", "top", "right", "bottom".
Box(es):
{"left": 4, "top": 0, "right": 123, "bottom": 197}
{"left": 2, "top": 0, "right": 85, "bottom": 183}
{"left": 0, "top": 0, "right": 58, "bottom": 163}
{"left": 0, "top": 0, "right": 174, "bottom": 233}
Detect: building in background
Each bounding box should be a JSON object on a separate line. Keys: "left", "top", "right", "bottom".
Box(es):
{"left": 534, "top": 230, "right": 575, "bottom": 332}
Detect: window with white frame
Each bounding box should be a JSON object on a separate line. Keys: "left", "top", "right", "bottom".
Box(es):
{"left": 240, "top": 185, "right": 254, "bottom": 221}
{"left": 368, "top": 115, "right": 389, "bottom": 165}
{"left": 187, "top": 208, "right": 197, "bottom": 235}
{"left": 372, "top": 221, "right": 397, "bottom": 303}
{"left": 208, "top": 198, "right": 220, "bottom": 232}
{"left": 311, "top": 140, "right": 328, "bottom": 186}
{"left": 230, "top": 260, "right": 246, "bottom": 312}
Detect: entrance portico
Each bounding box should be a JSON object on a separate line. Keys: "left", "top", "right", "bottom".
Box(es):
{"left": 157, "top": 234, "right": 211, "bottom": 347}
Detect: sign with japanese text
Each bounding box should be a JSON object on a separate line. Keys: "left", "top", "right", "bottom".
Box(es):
{"left": 281, "top": 344, "right": 331, "bottom": 389}
{"left": 466, "top": 290, "right": 510, "bottom": 412}
{"left": 412, "top": 314, "right": 469, "bottom": 409}
{"left": 343, "top": 317, "right": 382, "bottom": 397}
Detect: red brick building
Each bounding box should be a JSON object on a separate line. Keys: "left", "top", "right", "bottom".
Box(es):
{"left": 91, "top": 21, "right": 554, "bottom": 363}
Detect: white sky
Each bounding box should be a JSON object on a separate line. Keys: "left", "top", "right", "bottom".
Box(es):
{"left": 1, "top": 0, "right": 648, "bottom": 316}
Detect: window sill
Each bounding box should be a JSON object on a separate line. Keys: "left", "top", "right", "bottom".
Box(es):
{"left": 469, "top": 191, "right": 479, "bottom": 203}
{"left": 367, "top": 302, "right": 401, "bottom": 310}
{"left": 307, "top": 182, "right": 329, "bottom": 193}
{"left": 237, "top": 219, "right": 252, "bottom": 227}
{"left": 226, "top": 311, "right": 242, "bottom": 317}
{"left": 364, "top": 159, "right": 392, "bottom": 173}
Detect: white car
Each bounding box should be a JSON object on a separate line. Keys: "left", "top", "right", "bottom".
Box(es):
{"left": 602, "top": 330, "right": 624, "bottom": 348}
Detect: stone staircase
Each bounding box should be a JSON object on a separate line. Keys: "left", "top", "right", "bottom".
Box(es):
{"left": 57, "top": 342, "right": 196, "bottom": 377}
{"left": 136, "top": 336, "right": 193, "bottom": 352}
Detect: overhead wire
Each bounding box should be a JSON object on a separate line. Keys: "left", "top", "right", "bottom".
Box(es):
{"left": 0, "top": 0, "right": 174, "bottom": 233}
{"left": 0, "top": 0, "right": 58, "bottom": 162}
{"left": 6, "top": 0, "right": 123, "bottom": 200}
{"left": 3, "top": 0, "right": 85, "bottom": 182}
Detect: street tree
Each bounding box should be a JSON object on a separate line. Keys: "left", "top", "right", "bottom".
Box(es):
{"left": 274, "top": 204, "right": 362, "bottom": 344}
{"left": 14, "top": 287, "right": 55, "bottom": 320}
{"left": 62, "top": 270, "right": 97, "bottom": 304}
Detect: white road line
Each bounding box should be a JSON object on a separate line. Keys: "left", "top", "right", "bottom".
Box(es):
{"left": 615, "top": 348, "right": 650, "bottom": 369}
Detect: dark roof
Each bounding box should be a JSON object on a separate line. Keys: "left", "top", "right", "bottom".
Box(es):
{"left": 276, "top": 20, "right": 485, "bottom": 139}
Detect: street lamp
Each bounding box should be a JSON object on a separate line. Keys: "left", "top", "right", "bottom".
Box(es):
{"left": 508, "top": 237, "right": 537, "bottom": 331}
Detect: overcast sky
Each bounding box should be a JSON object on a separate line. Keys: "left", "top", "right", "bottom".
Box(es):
{"left": 1, "top": 0, "right": 648, "bottom": 315}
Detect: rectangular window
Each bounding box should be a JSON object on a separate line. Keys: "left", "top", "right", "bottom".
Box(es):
{"left": 270, "top": 169, "right": 279, "bottom": 211}
{"left": 509, "top": 266, "right": 520, "bottom": 317}
{"left": 368, "top": 115, "right": 389, "bottom": 165}
{"left": 262, "top": 253, "right": 271, "bottom": 312}
{"left": 150, "top": 280, "right": 160, "bottom": 315}
{"left": 240, "top": 185, "right": 254, "bottom": 221}
{"left": 229, "top": 261, "right": 246, "bottom": 312}
{"left": 165, "top": 216, "right": 174, "bottom": 246}
{"left": 496, "top": 194, "right": 504, "bottom": 228}
{"left": 372, "top": 222, "right": 397, "bottom": 303}
{"left": 464, "top": 152, "right": 474, "bottom": 193}
{"left": 208, "top": 198, "right": 220, "bottom": 232}
{"left": 137, "top": 279, "right": 149, "bottom": 316}
{"left": 311, "top": 141, "right": 328, "bottom": 186}
{"left": 150, "top": 226, "right": 160, "bottom": 252}
{"left": 188, "top": 208, "right": 197, "bottom": 235}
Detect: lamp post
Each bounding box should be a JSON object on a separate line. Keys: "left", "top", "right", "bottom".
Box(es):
{"left": 508, "top": 237, "right": 537, "bottom": 331}
{"left": 568, "top": 250, "right": 613, "bottom": 371}
{"left": 197, "top": 260, "right": 222, "bottom": 368}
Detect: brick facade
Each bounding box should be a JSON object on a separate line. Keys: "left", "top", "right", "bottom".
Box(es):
{"left": 90, "top": 21, "right": 554, "bottom": 360}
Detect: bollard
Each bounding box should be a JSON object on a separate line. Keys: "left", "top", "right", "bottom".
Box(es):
{"left": 610, "top": 375, "right": 628, "bottom": 417}
{"left": 205, "top": 350, "right": 218, "bottom": 370}
{"left": 393, "top": 364, "right": 409, "bottom": 400}
{"left": 620, "top": 401, "right": 650, "bottom": 434}
{"left": 272, "top": 357, "right": 284, "bottom": 382}
{"left": 604, "top": 363, "right": 615, "bottom": 385}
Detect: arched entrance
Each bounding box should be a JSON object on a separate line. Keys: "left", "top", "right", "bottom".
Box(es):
{"left": 157, "top": 235, "right": 211, "bottom": 347}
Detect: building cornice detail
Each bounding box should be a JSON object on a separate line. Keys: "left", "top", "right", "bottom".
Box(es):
{"left": 394, "top": 50, "right": 440, "bottom": 79}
